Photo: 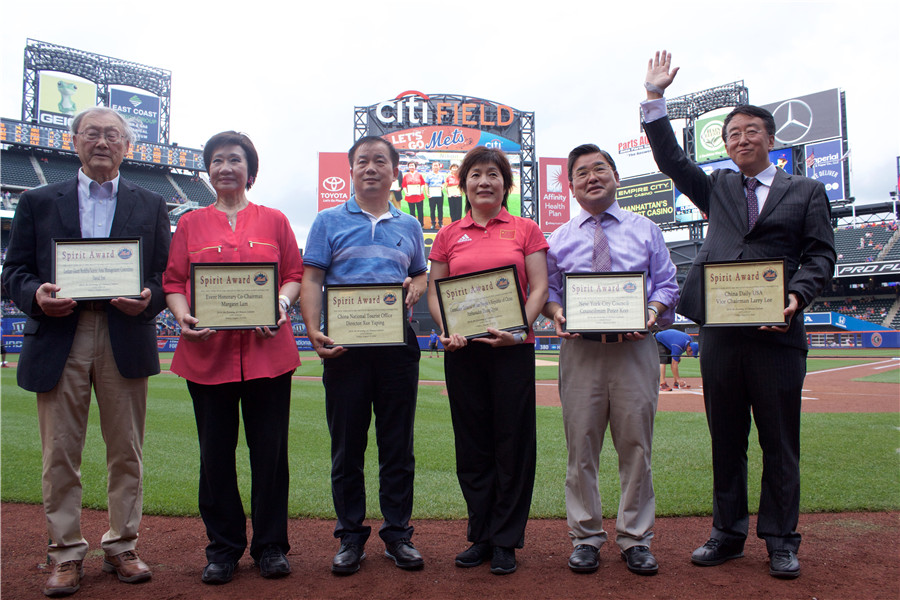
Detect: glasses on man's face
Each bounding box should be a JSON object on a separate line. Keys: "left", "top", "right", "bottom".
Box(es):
{"left": 77, "top": 128, "right": 124, "bottom": 143}
{"left": 573, "top": 163, "right": 611, "bottom": 182}
{"left": 725, "top": 129, "right": 764, "bottom": 144}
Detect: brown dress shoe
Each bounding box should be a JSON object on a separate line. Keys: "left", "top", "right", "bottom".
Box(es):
{"left": 44, "top": 560, "right": 84, "bottom": 597}
{"left": 102, "top": 550, "right": 152, "bottom": 583}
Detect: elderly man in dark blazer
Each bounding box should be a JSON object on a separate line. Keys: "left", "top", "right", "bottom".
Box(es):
{"left": 640, "top": 51, "right": 835, "bottom": 580}
{"left": 2, "top": 107, "right": 170, "bottom": 597}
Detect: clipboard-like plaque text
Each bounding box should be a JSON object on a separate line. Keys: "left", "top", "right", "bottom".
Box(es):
{"left": 702, "top": 259, "right": 787, "bottom": 327}
{"left": 191, "top": 263, "right": 279, "bottom": 330}
{"left": 435, "top": 265, "right": 527, "bottom": 339}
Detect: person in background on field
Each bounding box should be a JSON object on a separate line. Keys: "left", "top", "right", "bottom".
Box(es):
{"left": 425, "top": 161, "right": 446, "bottom": 230}
{"left": 445, "top": 163, "right": 464, "bottom": 223}
{"left": 428, "top": 329, "right": 440, "bottom": 357}
{"left": 654, "top": 328, "right": 698, "bottom": 390}
{"left": 402, "top": 161, "right": 426, "bottom": 227}
{"left": 163, "top": 131, "right": 303, "bottom": 585}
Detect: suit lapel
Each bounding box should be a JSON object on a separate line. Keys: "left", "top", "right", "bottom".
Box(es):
{"left": 56, "top": 180, "right": 83, "bottom": 238}
{"left": 756, "top": 169, "right": 790, "bottom": 227}
{"left": 110, "top": 178, "right": 136, "bottom": 237}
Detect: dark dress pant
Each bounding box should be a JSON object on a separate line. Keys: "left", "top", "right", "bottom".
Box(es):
{"left": 444, "top": 342, "right": 537, "bottom": 549}
{"left": 188, "top": 372, "right": 292, "bottom": 563}
{"left": 699, "top": 327, "right": 804, "bottom": 553}
{"left": 323, "top": 326, "right": 420, "bottom": 546}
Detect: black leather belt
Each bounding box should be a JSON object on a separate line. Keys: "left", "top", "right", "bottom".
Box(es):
{"left": 80, "top": 300, "right": 109, "bottom": 311}
{"left": 583, "top": 333, "right": 624, "bottom": 343}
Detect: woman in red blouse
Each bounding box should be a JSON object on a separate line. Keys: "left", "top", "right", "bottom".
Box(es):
{"left": 427, "top": 147, "right": 548, "bottom": 575}
{"left": 163, "top": 132, "right": 303, "bottom": 585}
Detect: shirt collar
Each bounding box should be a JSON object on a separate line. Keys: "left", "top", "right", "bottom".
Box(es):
{"left": 745, "top": 163, "right": 777, "bottom": 187}
{"left": 347, "top": 195, "right": 403, "bottom": 218}
{"left": 576, "top": 201, "right": 624, "bottom": 228}
{"left": 78, "top": 168, "right": 120, "bottom": 200}
{"left": 459, "top": 206, "right": 513, "bottom": 229}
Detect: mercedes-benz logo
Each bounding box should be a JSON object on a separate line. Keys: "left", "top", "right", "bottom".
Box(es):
{"left": 772, "top": 99, "right": 813, "bottom": 144}
{"left": 323, "top": 176, "right": 345, "bottom": 192}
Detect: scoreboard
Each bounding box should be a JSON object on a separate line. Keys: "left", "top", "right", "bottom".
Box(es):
{"left": 1, "top": 118, "right": 204, "bottom": 170}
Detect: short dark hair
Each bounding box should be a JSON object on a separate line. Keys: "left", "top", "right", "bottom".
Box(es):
{"left": 458, "top": 146, "right": 514, "bottom": 212}
{"left": 203, "top": 131, "right": 259, "bottom": 189}
{"left": 722, "top": 105, "right": 776, "bottom": 140}
{"left": 348, "top": 136, "right": 399, "bottom": 168}
{"left": 567, "top": 144, "right": 618, "bottom": 181}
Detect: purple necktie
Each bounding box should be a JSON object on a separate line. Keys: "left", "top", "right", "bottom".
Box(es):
{"left": 745, "top": 177, "right": 760, "bottom": 230}
{"left": 591, "top": 214, "right": 612, "bottom": 272}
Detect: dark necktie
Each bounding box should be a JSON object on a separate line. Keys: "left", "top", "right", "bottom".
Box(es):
{"left": 745, "top": 177, "right": 760, "bottom": 230}
{"left": 591, "top": 214, "right": 612, "bottom": 272}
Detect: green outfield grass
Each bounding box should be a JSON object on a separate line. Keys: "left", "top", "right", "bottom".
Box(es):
{"left": 2, "top": 365, "right": 897, "bottom": 519}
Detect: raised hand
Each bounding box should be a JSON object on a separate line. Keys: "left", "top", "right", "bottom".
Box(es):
{"left": 645, "top": 50, "right": 680, "bottom": 97}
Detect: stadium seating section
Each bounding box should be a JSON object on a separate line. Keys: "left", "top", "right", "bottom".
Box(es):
{"left": 1, "top": 149, "right": 41, "bottom": 188}
{"left": 834, "top": 223, "right": 897, "bottom": 263}
{"left": 1, "top": 147, "right": 215, "bottom": 225}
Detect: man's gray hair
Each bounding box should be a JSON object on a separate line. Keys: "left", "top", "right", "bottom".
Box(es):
{"left": 70, "top": 107, "right": 136, "bottom": 145}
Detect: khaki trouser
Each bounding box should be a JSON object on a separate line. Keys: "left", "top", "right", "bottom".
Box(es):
{"left": 37, "top": 310, "right": 147, "bottom": 563}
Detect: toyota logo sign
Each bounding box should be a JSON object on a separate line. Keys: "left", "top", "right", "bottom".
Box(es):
{"left": 323, "top": 176, "right": 346, "bottom": 192}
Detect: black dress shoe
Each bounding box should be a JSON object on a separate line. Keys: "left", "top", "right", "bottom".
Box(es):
{"left": 490, "top": 546, "right": 516, "bottom": 575}
{"left": 385, "top": 539, "right": 424, "bottom": 570}
{"left": 201, "top": 562, "right": 236, "bottom": 585}
{"left": 621, "top": 545, "right": 658, "bottom": 575}
{"left": 691, "top": 538, "right": 744, "bottom": 566}
{"left": 332, "top": 543, "right": 366, "bottom": 575}
{"left": 769, "top": 549, "right": 800, "bottom": 579}
{"left": 455, "top": 542, "right": 491, "bottom": 568}
{"left": 256, "top": 545, "right": 291, "bottom": 578}
{"left": 568, "top": 544, "right": 599, "bottom": 573}
{"left": 456, "top": 542, "right": 491, "bottom": 569}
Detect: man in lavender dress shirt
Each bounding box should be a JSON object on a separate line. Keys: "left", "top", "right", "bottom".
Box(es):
{"left": 542, "top": 144, "right": 678, "bottom": 577}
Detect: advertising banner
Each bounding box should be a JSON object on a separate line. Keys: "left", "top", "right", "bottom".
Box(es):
{"left": 616, "top": 173, "right": 675, "bottom": 224}
{"left": 694, "top": 114, "right": 728, "bottom": 162}
{"left": 386, "top": 126, "right": 520, "bottom": 153}
{"left": 317, "top": 152, "right": 351, "bottom": 212}
{"left": 761, "top": 88, "right": 842, "bottom": 149}
{"left": 805, "top": 139, "right": 845, "bottom": 201}
{"left": 110, "top": 89, "right": 160, "bottom": 143}
{"left": 38, "top": 73, "right": 97, "bottom": 128}
{"left": 538, "top": 157, "right": 571, "bottom": 234}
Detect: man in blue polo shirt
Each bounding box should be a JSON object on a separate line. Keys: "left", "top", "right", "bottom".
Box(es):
{"left": 655, "top": 328, "right": 698, "bottom": 391}
{"left": 300, "top": 136, "right": 427, "bottom": 576}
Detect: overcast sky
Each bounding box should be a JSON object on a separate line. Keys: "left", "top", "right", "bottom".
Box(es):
{"left": 2, "top": 0, "right": 898, "bottom": 247}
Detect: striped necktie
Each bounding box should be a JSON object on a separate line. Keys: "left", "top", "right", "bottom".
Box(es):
{"left": 591, "top": 214, "right": 612, "bottom": 272}
{"left": 745, "top": 177, "right": 760, "bottom": 230}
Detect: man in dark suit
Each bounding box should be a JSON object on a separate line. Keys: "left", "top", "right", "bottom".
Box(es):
{"left": 641, "top": 51, "right": 835, "bottom": 579}
{"left": 2, "top": 107, "right": 170, "bottom": 597}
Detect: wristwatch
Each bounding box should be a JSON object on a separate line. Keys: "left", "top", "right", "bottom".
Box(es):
{"left": 279, "top": 294, "right": 291, "bottom": 314}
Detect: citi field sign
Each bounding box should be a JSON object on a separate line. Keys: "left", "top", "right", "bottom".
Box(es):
{"left": 362, "top": 91, "right": 524, "bottom": 152}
